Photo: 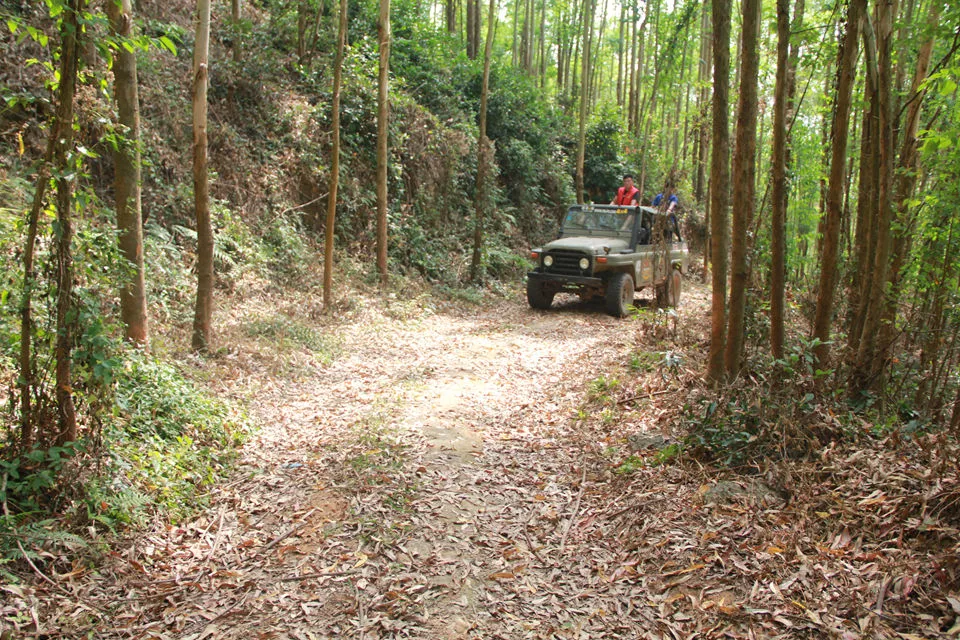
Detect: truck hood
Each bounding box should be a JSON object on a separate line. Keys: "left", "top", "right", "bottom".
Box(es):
{"left": 542, "top": 236, "right": 631, "bottom": 254}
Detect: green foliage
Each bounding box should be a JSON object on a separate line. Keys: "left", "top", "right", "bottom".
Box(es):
{"left": 583, "top": 105, "right": 627, "bottom": 202}
{"left": 684, "top": 338, "right": 838, "bottom": 467}
{"left": 107, "top": 353, "right": 248, "bottom": 521}
{"left": 615, "top": 443, "right": 682, "bottom": 474}
{"left": 587, "top": 375, "right": 620, "bottom": 403}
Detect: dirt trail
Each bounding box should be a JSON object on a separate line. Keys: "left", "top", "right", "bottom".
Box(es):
{"left": 40, "top": 292, "right": 686, "bottom": 639}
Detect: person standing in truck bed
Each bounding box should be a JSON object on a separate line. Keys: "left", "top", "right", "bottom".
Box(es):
{"left": 611, "top": 175, "right": 639, "bottom": 206}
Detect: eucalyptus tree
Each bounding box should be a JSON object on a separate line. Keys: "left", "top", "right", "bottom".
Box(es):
{"left": 811, "top": 0, "right": 863, "bottom": 369}
{"left": 575, "top": 0, "right": 596, "bottom": 203}
{"left": 324, "top": 0, "right": 349, "bottom": 308}
{"left": 471, "top": 0, "right": 498, "bottom": 281}
{"left": 851, "top": 0, "right": 898, "bottom": 395}
{"left": 192, "top": 0, "right": 213, "bottom": 352}
{"left": 723, "top": 0, "right": 761, "bottom": 379}
{"left": 707, "top": 0, "right": 731, "bottom": 384}
{"left": 107, "top": 0, "right": 149, "bottom": 348}
{"left": 377, "top": 0, "right": 391, "bottom": 287}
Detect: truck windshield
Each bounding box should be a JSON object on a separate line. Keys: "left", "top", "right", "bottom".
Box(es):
{"left": 562, "top": 208, "right": 635, "bottom": 235}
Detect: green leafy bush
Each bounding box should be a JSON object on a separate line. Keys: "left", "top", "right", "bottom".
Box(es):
{"left": 104, "top": 353, "right": 249, "bottom": 522}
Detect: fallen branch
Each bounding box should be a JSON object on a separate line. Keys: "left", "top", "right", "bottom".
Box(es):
{"left": 523, "top": 512, "right": 549, "bottom": 566}
{"left": 559, "top": 460, "right": 588, "bottom": 553}
{"left": 277, "top": 570, "right": 358, "bottom": 582}
{"left": 263, "top": 507, "right": 318, "bottom": 550}
{"left": 617, "top": 388, "right": 673, "bottom": 405}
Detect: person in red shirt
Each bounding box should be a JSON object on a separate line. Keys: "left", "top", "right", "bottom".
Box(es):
{"left": 611, "top": 174, "right": 639, "bottom": 206}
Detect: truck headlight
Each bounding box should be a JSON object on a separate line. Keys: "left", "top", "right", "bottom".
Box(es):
{"left": 579, "top": 257, "right": 590, "bottom": 270}
{"left": 544, "top": 255, "right": 554, "bottom": 267}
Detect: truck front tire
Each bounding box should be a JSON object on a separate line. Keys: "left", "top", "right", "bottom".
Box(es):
{"left": 527, "top": 279, "right": 555, "bottom": 310}
{"left": 605, "top": 272, "right": 634, "bottom": 317}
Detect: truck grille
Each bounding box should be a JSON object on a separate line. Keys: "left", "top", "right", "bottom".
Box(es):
{"left": 544, "top": 250, "right": 592, "bottom": 276}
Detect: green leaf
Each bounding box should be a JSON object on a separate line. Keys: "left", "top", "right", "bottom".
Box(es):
{"left": 940, "top": 79, "right": 958, "bottom": 96}
{"left": 76, "top": 145, "right": 98, "bottom": 159}
{"left": 7, "top": 19, "right": 18, "bottom": 34}
{"left": 158, "top": 36, "right": 177, "bottom": 56}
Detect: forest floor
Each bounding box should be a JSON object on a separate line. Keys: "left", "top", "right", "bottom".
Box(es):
{"left": 9, "top": 276, "right": 960, "bottom": 639}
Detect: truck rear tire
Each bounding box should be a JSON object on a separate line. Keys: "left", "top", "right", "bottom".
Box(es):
{"left": 605, "top": 272, "right": 634, "bottom": 317}
{"left": 666, "top": 268, "right": 682, "bottom": 307}
{"left": 527, "top": 280, "right": 555, "bottom": 310}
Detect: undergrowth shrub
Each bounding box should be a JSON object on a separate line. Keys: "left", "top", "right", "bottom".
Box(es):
{"left": 682, "top": 338, "right": 841, "bottom": 467}
{"left": 103, "top": 353, "right": 248, "bottom": 524}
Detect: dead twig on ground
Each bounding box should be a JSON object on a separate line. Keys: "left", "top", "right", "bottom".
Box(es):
{"left": 559, "top": 459, "right": 588, "bottom": 553}
{"left": 263, "top": 507, "right": 318, "bottom": 550}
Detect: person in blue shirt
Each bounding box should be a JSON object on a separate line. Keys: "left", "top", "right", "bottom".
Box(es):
{"left": 652, "top": 188, "right": 681, "bottom": 241}
{"left": 652, "top": 191, "right": 679, "bottom": 212}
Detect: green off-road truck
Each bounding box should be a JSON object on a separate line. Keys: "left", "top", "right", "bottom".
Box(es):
{"left": 527, "top": 204, "right": 689, "bottom": 317}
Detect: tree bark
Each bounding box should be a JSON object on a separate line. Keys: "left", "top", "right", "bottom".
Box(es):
{"left": 108, "top": 0, "right": 149, "bottom": 348}
{"left": 575, "top": 0, "right": 595, "bottom": 204}
{"left": 192, "top": 0, "right": 214, "bottom": 352}
{"left": 810, "top": 0, "right": 862, "bottom": 369}
{"left": 471, "top": 0, "right": 497, "bottom": 281}
{"left": 875, "top": 1, "right": 939, "bottom": 365}
{"left": 232, "top": 0, "right": 242, "bottom": 63}
{"left": 723, "top": 0, "right": 760, "bottom": 380}
{"left": 377, "top": 0, "right": 391, "bottom": 288}
{"left": 851, "top": 0, "right": 898, "bottom": 394}
{"left": 446, "top": 0, "right": 456, "bottom": 32}
{"left": 54, "top": 0, "right": 85, "bottom": 445}
{"left": 847, "top": 68, "right": 878, "bottom": 354}
{"left": 324, "top": 0, "right": 349, "bottom": 308}
{"left": 694, "top": 0, "right": 710, "bottom": 203}
{"left": 769, "top": 0, "right": 791, "bottom": 361}
{"left": 707, "top": 0, "right": 731, "bottom": 384}
{"left": 617, "top": 3, "right": 625, "bottom": 105}
{"left": 467, "top": 0, "right": 476, "bottom": 58}
{"left": 298, "top": 0, "right": 309, "bottom": 63}
{"left": 538, "top": 0, "right": 546, "bottom": 86}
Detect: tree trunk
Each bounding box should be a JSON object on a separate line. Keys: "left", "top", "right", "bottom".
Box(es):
{"left": 538, "top": 0, "right": 546, "bottom": 86}
{"left": 19, "top": 90, "right": 64, "bottom": 449}
{"left": 192, "top": 0, "right": 214, "bottom": 352}
{"left": 298, "top": 0, "right": 309, "bottom": 63}
{"left": 575, "top": 0, "right": 595, "bottom": 204}
{"left": 53, "top": 0, "right": 84, "bottom": 445}
{"left": 851, "top": 0, "right": 897, "bottom": 394}
{"left": 708, "top": 0, "right": 731, "bottom": 384}
{"left": 471, "top": 0, "right": 497, "bottom": 281}
{"left": 769, "top": 0, "right": 790, "bottom": 361}
{"left": 377, "top": 0, "right": 391, "bottom": 288}
{"left": 847, "top": 71, "right": 878, "bottom": 355}
{"left": 616, "top": 3, "right": 625, "bottom": 105}
{"left": 473, "top": 0, "right": 482, "bottom": 60}
{"left": 627, "top": 12, "right": 638, "bottom": 131}
{"left": 446, "top": 0, "right": 456, "bottom": 31}
{"left": 232, "top": 0, "right": 242, "bottom": 63}
{"left": 810, "top": 0, "right": 862, "bottom": 369}
{"left": 875, "top": 1, "right": 939, "bottom": 365}
{"left": 467, "top": 0, "right": 476, "bottom": 58}
{"left": 324, "top": 0, "right": 349, "bottom": 308}
{"left": 108, "top": 0, "right": 149, "bottom": 348}
{"left": 556, "top": 7, "right": 565, "bottom": 93}
{"left": 723, "top": 0, "right": 760, "bottom": 380}
{"left": 694, "top": 0, "right": 710, "bottom": 203}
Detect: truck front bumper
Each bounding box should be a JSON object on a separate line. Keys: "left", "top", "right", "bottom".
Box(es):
{"left": 527, "top": 272, "right": 603, "bottom": 287}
